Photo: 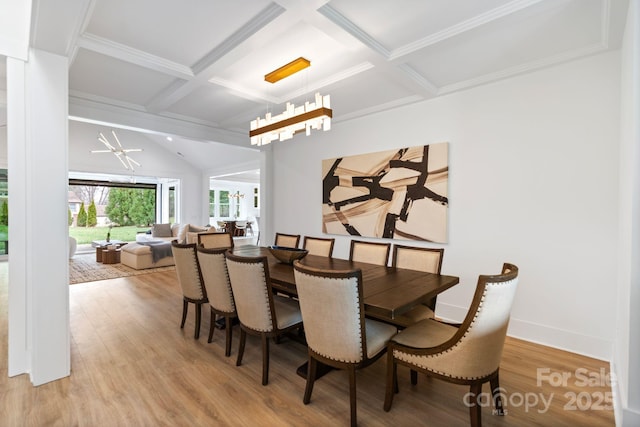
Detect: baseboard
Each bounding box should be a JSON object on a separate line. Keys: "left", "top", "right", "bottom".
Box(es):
{"left": 435, "top": 302, "right": 613, "bottom": 361}
{"left": 610, "top": 360, "right": 640, "bottom": 427}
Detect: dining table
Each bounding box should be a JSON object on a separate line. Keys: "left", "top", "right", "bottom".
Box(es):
{"left": 229, "top": 245, "right": 460, "bottom": 325}
{"left": 228, "top": 244, "right": 460, "bottom": 379}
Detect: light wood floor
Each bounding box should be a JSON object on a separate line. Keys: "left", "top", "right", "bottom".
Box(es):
{"left": 0, "top": 265, "right": 615, "bottom": 426}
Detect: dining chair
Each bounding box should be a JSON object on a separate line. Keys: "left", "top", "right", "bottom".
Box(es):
{"left": 234, "top": 220, "right": 247, "bottom": 236}
{"left": 389, "top": 245, "right": 445, "bottom": 327}
{"left": 198, "top": 231, "right": 234, "bottom": 249}
{"left": 349, "top": 240, "right": 391, "bottom": 266}
{"left": 384, "top": 263, "right": 519, "bottom": 427}
{"left": 274, "top": 232, "right": 301, "bottom": 248}
{"left": 216, "top": 221, "right": 227, "bottom": 232}
{"left": 196, "top": 247, "right": 237, "bottom": 357}
{"left": 171, "top": 241, "right": 208, "bottom": 339}
{"left": 302, "top": 236, "right": 335, "bottom": 257}
{"left": 293, "top": 261, "right": 397, "bottom": 427}
{"left": 225, "top": 252, "right": 303, "bottom": 385}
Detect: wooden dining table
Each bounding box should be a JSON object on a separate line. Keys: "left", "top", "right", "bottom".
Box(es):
{"left": 229, "top": 245, "right": 460, "bottom": 323}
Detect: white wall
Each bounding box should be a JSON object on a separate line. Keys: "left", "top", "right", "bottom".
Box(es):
{"left": 615, "top": 0, "right": 640, "bottom": 425}
{"left": 68, "top": 121, "right": 203, "bottom": 226}
{"left": 269, "top": 51, "right": 621, "bottom": 360}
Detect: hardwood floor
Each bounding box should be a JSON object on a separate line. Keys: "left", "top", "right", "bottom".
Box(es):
{"left": 0, "top": 265, "right": 615, "bottom": 426}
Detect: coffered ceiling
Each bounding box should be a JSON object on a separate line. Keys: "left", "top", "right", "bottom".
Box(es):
{"left": 4, "top": 0, "right": 631, "bottom": 151}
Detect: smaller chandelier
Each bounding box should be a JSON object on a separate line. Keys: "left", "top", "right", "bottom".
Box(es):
{"left": 250, "top": 93, "right": 332, "bottom": 146}
{"left": 228, "top": 191, "right": 244, "bottom": 199}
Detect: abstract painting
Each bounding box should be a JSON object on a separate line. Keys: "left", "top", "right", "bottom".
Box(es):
{"left": 322, "top": 142, "right": 448, "bottom": 242}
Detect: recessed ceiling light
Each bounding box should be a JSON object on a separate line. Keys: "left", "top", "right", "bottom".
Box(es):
{"left": 166, "top": 136, "right": 173, "bottom": 142}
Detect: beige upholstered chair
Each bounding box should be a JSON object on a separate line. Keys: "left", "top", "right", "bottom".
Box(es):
{"left": 196, "top": 247, "right": 237, "bottom": 357}
{"left": 293, "top": 261, "right": 397, "bottom": 427}
{"left": 234, "top": 220, "right": 247, "bottom": 236}
{"left": 349, "top": 240, "right": 391, "bottom": 266}
{"left": 171, "top": 241, "right": 208, "bottom": 339}
{"left": 225, "top": 252, "right": 303, "bottom": 385}
{"left": 274, "top": 232, "right": 301, "bottom": 248}
{"left": 302, "top": 236, "right": 335, "bottom": 257}
{"left": 384, "top": 263, "right": 519, "bottom": 427}
{"left": 198, "top": 231, "right": 234, "bottom": 249}
{"left": 389, "top": 245, "right": 444, "bottom": 327}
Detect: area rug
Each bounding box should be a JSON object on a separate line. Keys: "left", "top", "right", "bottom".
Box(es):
{"left": 69, "top": 253, "right": 175, "bottom": 285}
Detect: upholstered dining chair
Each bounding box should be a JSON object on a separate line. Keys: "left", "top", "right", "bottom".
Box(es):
{"left": 225, "top": 252, "right": 303, "bottom": 385}
{"left": 171, "top": 241, "right": 208, "bottom": 339}
{"left": 196, "top": 247, "right": 237, "bottom": 357}
{"left": 293, "top": 261, "right": 397, "bottom": 427}
{"left": 274, "top": 232, "right": 301, "bottom": 248}
{"left": 302, "top": 236, "right": 335, "bottom": 257}
{"left": 349, "top": 240, "right": 391, "bottom": 266}
{"left": 389, "top": 245, "right": 445, "bottom": 327}
{"left": 234, "top": 220, "right": 247, "bottom": 236}
{"left": 198, "top": 231, "right": 234, "bottom": 249}
{"left": 383, "top": 263, "right": 519, "bottom": 427}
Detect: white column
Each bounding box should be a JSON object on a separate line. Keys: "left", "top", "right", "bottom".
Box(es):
{"left": 259, "top": 147, "right": 273, "bottom": 246}
{"left": 7, "top": 48, "right": 70, "bottom": 385}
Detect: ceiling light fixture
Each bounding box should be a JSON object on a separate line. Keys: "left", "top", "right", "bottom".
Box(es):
{"left": 264, "top": 57, "right": 310, "bottom": 83}
{"left": 250, "top": 93, "right": 332, "bottom": 146}
{"left": 250, "top": 57, "right": 332, "bottom": 146}
{"left": 92, "top": 130, "right": 142, "bottom": 171}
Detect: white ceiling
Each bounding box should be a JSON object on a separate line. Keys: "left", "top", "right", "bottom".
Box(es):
{"left": 2, "top": 0, "right": 630, "bottom": 151}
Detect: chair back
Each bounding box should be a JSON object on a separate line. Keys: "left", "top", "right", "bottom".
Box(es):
{"left": 302, "top": 236, "right": 335, "bottom": 257}
{"left": 293, "top": 262, "right": 366, "bottom": 363}
{"left": 196, "top": 247, "right": 235, "bottom": 314}
{"left": 424, "top": 263, "right": 519, "bottom": 379}
{"left": 275, "top": 233, "right": 300, "bottom": 248}
{"left": 225, "top": 253, "right": 276, "bottom": 333}
{"left": 349, "top": 240, "right": 391, "bottom": 266}
{"left": 198, "top": 232, "right": 234, "bottom": 249}
{"left": 392, "top": 245, "right": 443, "bottom": 274}
{"left": 171, "top": 241, "right": 206, "bottom": 301}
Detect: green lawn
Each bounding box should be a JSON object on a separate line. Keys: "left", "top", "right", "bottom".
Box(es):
{"left": 69, "top": 225, "right": 150, "bottom": 244}
{"left": 0, "top": 225, "right": 7, "bottom": 254}
{"left": 0, "top": 225, "right": 149, "bottom": 250}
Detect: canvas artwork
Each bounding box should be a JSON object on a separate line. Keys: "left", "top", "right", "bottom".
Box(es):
{"left": 322, "top": 142, "right": 449, "bottom": 243}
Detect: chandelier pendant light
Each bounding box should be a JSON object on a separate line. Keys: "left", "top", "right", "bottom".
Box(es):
{"left": 92, "top": 130, "right": 143, "bottom": 171}
{"left": 250, "top": 92, "right": 332, "bottom": 146}
{"left": 250, "top": 57, "right": 332, "bottom": 146}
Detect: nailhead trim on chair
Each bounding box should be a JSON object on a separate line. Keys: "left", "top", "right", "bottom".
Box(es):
{"left": 392, "top": 281, "right": 515, "bottom": 381}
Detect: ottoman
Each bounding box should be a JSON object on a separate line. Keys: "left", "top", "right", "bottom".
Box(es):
{"left": 121, "top": 242, "right": 175, "bottom": 270}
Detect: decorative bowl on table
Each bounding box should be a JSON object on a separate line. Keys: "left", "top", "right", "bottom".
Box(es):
{"left": 268, "top": 245, "right": 308, "bottom": 265}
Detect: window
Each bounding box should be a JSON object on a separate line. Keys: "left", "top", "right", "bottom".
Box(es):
{"left": 168, "top": 186, "right": 176, "bottom": 223}
{"left": 209, "top": 189, "right": 231, "bottom": 218}
{"left": 68, "top": 179, "right": 157, "bottom": 227}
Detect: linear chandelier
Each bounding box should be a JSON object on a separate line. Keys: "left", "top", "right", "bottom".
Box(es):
{"left": 250, "top": 92, "right": 332, "bottom": 146}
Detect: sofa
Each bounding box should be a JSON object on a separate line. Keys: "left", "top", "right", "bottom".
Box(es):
{"left": 120, "top": 223, "right": 213, "bottom": 270}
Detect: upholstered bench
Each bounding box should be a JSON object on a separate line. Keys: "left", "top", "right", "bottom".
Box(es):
{"left": 121, "top": 241, "right": 175, "bottom": 270}
{"left": 120, "top": 223, "right": 214, "bottom": 270}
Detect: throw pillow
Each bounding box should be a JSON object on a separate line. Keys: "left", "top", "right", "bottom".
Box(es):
{"left": 151, "top": 223, "right": 172, "bottom": 237}
{"left": 177, "top": 223, "right": 190, "bottom": 244}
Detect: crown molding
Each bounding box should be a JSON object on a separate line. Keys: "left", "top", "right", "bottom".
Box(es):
{"left": 390, "top": 0, "right": 546, "bottom": 60}
{"left": 77, "top": 33, "right": 194, "bottom": 79}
